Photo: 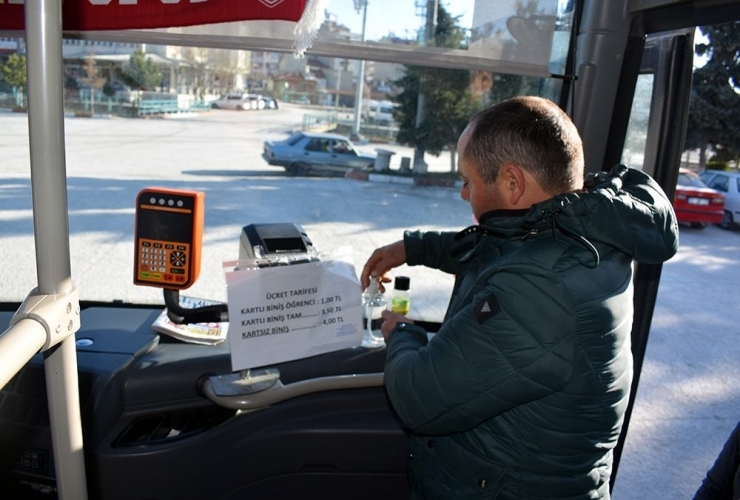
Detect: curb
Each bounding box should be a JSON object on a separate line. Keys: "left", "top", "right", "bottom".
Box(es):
{"left": 1, "top": 109, "right": 113, "bottom": 119}
{"left": 369, "top": 173, "right": 414, "bottom": 185}
{"left": 345, "top": 170, "right": 462, "bottom": 189}
{"left": 0, "top": 107, "right": 25, "bottom": 114}
{"left": 66, "top": 112, "right": 113, "bottom": 119}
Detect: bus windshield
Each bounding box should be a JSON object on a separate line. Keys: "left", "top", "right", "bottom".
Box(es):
{"left": 2, "top": 2, "right": 740, "bottom": 500}
{"left": 0, "top": 0, "right": 573, "bottom": 319}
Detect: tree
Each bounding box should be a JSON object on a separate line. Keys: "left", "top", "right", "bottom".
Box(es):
{"left": 392, "top": 4, "right": 481, "bottom": 172}
{"left": 79, "top": 55, "right": 107, "bottom": 112}
{"left": 64, "top": 74, "right": 80, "bottom": 100}
{"left": 181, "top": 47, "right": 210, "bottom": 99}
{"left": 116, "top": 50, "right": 162, "bottom": 91}
{"left": 489, "top": 72, "right": 542, "bottom": 103}
{"left": 685, "top": 22, "right": 740, "bottom": 169}
{"left": 102, "top": 81, "right": 116, "bottom": 99}
{"left": 1, "top": 53, "right": 27, "bottom": 108}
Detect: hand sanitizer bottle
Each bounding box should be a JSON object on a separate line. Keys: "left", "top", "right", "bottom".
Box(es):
{"left": 389, "top": 276, "right": 410, "bottom": 316}
{"left": 361, "top": 277, "right": 386, "bottom": 348}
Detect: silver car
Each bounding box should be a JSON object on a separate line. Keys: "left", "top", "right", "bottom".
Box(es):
{"left": 211, "top": 93, "right": 270, "bottom": 110}
{"left": 700, "top": 170, "right": 740, "bottom": 230}
{"left": 262, "top": 132, "right": 376, "bottom": 176}
{"left": 211, "top": 93, "right": 252, "bottom": 110}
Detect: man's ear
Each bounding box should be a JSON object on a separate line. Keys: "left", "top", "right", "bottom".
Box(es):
{"left": 499, "top": 164, "right": 527, "bottom": 206}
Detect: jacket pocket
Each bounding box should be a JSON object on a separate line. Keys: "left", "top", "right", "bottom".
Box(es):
{"left": 409, "top": 439, "right": 509, "bottom": 500}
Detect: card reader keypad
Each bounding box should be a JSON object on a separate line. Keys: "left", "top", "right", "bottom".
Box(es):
{"left": 137, "top": 240, "right": 190, "bottom": 284}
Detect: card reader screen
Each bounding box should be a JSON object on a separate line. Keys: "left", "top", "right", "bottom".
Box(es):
{"left": 138, "top": 206, "right": 194, "bottom": 242}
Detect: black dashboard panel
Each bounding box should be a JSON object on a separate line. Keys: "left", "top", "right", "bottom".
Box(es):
{"left": 0, "top": 307, "right": 409, "bottom": 500}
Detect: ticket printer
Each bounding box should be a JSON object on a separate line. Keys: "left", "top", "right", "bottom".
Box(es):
{"left": 239, "top": 222, "right": 319, "bottom": 265}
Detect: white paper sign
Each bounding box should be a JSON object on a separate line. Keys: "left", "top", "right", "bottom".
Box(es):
{"left": 224, "top": 260, "right": 363, "bottom": 371}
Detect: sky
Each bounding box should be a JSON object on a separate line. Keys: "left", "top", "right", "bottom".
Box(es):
{"left": 694, "top": 27, "right": 708, "bottom": 69}
{"left": 324, "top": 0, "right": 475, "bottom": 42}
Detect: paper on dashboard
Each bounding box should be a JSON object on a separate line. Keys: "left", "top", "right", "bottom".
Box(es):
{"left": 223, "top": 259, "right": 362, "bottom": 371}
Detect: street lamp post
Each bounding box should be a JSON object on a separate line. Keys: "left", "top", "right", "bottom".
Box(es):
{"left": 335, "top": 68, "right": 342, "bottom": 109}
{"left": 335, "top": 59, "right": 347, "bottom": 110}
{"left": 413, "top": 0, "right": 438, "bottom": 173}
{"left": 352, "top": 0, "right": 368, "bottom": 137}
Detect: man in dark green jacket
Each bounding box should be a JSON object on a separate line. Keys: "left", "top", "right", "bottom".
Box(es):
{"left": 361, "top": 96, "right": 678, "bottom": 500}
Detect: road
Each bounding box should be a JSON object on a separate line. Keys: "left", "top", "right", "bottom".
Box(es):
{"left": 0, "top": 105, "right": 465, "bottom": 320}
{"left": 1, "top": 107, "right": 739, "bottom": 498}
{"left": 612, "top": 222, "right": 740, "bottom": 499}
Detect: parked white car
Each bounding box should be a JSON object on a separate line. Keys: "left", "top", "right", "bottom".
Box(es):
{"left": 262, "top": 132, "right": 375, "bottom": 176}
{"left": 700, "top": 170, "right": 740, "bottom": 229}
{"left": 210, "top": 93, "right": 278, "bottom": 111}
{"left": 210, "top": 93, "right": 264, "bottom": 110}
{"left": 362, "top": 99, "right": 397, "bottom": 126}
{"left": 210, "top": 93, "right": 251, "bottom": 110}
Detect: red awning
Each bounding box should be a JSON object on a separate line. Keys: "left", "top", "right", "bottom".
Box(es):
{"left": 0, "top": 0, "right": 307, "bottom": 31}
{"left": 0, "top": 0, "right": 329, "bottom": 55}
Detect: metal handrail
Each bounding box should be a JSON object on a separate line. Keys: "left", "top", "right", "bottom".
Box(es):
{"left": 203, "top": 372, "right": 384, "bottom": 411}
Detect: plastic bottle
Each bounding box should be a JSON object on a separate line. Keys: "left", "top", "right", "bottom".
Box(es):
{"left": 361, "top": 277, "right": 386, "bottom": 348}
{"left": 389, "top": 276, "right": 411, "bottom": 316}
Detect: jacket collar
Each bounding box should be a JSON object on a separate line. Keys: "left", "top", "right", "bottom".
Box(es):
{"left": 475, "top": 200, "right": 562, "bottom": 238}
{"left": 453, "top": 196, "right": 601, "bottom": 268}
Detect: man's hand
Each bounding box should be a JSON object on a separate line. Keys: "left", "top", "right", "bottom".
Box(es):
{"left": 360, "top": 240, "right": 407, "bottom": 292}
{"left": 380, "top": 310, "right": 412, "bottom": 341}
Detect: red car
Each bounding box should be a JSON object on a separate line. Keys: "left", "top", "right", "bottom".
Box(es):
{"left": 673, "top": 168, "right": 725, "bottom": 228}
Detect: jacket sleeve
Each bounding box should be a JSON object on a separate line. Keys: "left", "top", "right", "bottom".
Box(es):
{"left": 384, "top": 268, "right": 576, "bottom": 435}
{"left": 692, "top": 421, "right": 740, "bottom": 500}
{"left": 559, "top": 165, "right": 679, "bottom": 264}
{"left": 403, "top": 230, "right": 465, "bottom": 274}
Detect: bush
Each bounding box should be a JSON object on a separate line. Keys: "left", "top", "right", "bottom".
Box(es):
{"left": 706, "top": 160, "right": 728, "bottom": 171}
